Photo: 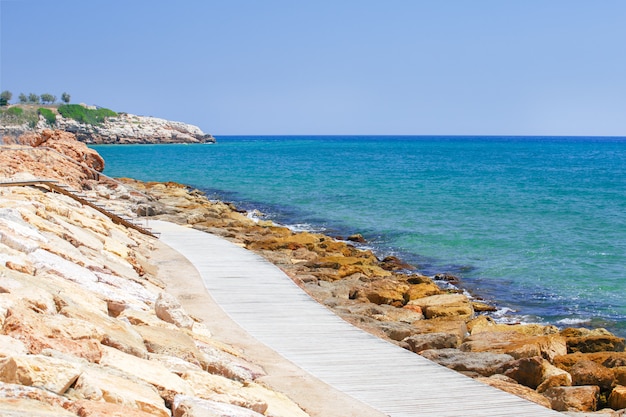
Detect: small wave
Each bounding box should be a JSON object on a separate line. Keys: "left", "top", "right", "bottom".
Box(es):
{"left": 556, "top": 317, "right": 592, "bottom": 326}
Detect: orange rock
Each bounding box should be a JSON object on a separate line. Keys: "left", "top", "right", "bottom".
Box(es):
{"left": 543, "top": 385, "right": 600, "bottom": 412}
{"left": 608, "top": 385, "right": 626, "bottom": 410}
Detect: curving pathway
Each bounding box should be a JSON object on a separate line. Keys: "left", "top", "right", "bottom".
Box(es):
{"left": 152, "top": 220, "right": 562, "bottom": 417}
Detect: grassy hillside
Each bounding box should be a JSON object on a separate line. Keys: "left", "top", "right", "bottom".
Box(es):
{"left": 0, "top": 104, "right": 118, "bottom": 127}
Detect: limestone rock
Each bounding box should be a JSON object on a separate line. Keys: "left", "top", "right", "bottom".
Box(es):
{"left": 134, "top": 325, "right": 207, "bottom": 369}
{"left": 0, "top": 382, "right": 74, "bottom": 413}
{"left": 503, "top": 356, "right": 572, "bottom": 392}
{"left": 173, "top": 395, "right": 265, "bottom": 417}
{"left": 460, "top": 331, "right": 567, "bottom": 361}
{"left": 609, "top": 385, "right": 626, "bottom": 410}
{"left": 569, "top": 360, "right": 616, "bottom": 391}
{"left": 180, "top": 370, "right": 268, "bottom": 414}
{"left": 71, "top": 400, "right": 159, "bottom": 417}
{"left": 71, "top": 365, "right": 169, "bottom": 417}
{"left": 101, "top": 345, "right": 194, "bottom": 402}
{"left": 402, "top": 332, "right": 459, "bottom": 353}
{"left": 475, "top": 376, "right": 552, "bottom": 409}
{"left": 0, "top": 354, "right": 82, "bottom": 394}
{"left": 561, "top": 328, "right": 626, "bottom": 353}
{"left": 0, "top": 335, "right": 27, "bottom": 357}
{"left": 407, "top": 294, "right": 474, "bottom": 319}
{"left": 420, "top": 348, "right": 514, "bottom": 377}
{"left": 544, "top": 386, "right": 600, "bottom": 412}
{"left": 155, "top": 292, "right": 195, "bottom": 329}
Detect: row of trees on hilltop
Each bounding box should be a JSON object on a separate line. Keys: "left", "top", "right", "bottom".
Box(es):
{"left": 0, "top": 91, "right": 71, "bottom": 106}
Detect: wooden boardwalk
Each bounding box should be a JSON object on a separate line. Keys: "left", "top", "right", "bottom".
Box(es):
{"left": 152, "top": 221, "right": 562, "bottom": 417}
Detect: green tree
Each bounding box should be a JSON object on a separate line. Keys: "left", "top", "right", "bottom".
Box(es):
{"left": 40, "top": 93, "right": 56, "bottom": 104}
{"left": 18, "top": 93, "right": 28, "bottom": 104}
{"left": 28, "top": 93, "right": 40, "bottom": 104}
{"left": 61, "top": 92, "right": 71, "bottom": 104}
{"left": 0, "top": 90, "right": 12, "bottom": 106}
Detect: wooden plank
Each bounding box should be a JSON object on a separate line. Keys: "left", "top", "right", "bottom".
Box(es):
{"left": 153, "top": 220, "right": 562, "bottom": 417}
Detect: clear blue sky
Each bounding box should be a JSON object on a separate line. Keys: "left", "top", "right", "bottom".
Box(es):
{"left": 2, "top": 1, "right": 625, "bottom": 136}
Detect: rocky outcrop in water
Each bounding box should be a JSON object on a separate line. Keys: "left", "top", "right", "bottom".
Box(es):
{"left": 53, "top": 112, "right": 215, "bottom": 144}
{"left": 0, "top": 109, "right": 215, "bottom": 144}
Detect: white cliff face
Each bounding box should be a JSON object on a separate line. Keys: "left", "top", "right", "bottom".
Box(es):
{"left": 1, "top": 112, "right": 215, "bottom": 145}
{"left": 53, "top": 113, "right": 215, "bottom": 144}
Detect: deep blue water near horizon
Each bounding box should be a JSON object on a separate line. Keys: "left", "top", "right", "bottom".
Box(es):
{"left": 93, "top": 136, "right": 626, "bottom": 337}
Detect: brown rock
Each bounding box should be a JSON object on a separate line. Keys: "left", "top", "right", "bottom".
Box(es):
{"left": 402, "top": 332, "right": 459, "bottom": 353}
{"left": 405, "top": 281, "right": 443, "bottom": 300}
{"left": 561, "top": 328, "right": 626, "bottom": 353}
{"left": 503, "top": 356, "right": 572, "bottom": 392}
{"left": 460, "top": 331, "right": 567, "bottom": 361}
{"left": 555, "top": 352, "right": 626, "bottom": 370}
{"left": 358, "top": 279, "right": 409, "bottom": 306}
{"left": 420, "top": 348, "right": 514, "bottom": 377}
{"left": 569, "top": 360, "right": 615, "bottom": 391}
{"left": 543, "top": 385, "right": 600, "bottom": 412}
{"left": 475, "top": 376, "right": 553, "bottom": 409}
{"left": 411, "top": 317, "right": 468, "bottom": 341}
{"left": 608, "top": 385, "right": 626, "bottom": 410}
{"left": 407, "top": 293, "right": 474, "bottom": 319}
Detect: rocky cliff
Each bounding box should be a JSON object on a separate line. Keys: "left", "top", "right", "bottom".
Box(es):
{"left": 0, "top": 108, "right": 215, "bottom": 145}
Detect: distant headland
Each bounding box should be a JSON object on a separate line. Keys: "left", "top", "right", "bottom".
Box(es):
{"left": 0, "top": 97, "right": 215, "bottom": 144}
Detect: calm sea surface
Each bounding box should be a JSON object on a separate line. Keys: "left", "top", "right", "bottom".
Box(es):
{"left": 92, "top": 136, "right": 626, "bottom": 336}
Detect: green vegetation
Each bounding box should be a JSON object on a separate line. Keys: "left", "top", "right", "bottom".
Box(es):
{"left": 57, "top": 104, "right": 117, "bottom": 125}
{"left": 0, "top": 105, "right": 39, "bottom": 126}
{"left": 6, "top": 107, "right": 23, "bottom": 117}
{"left": 38, "top": 107, "right": 56, "bottom": 125}
{"left": 40, "top": 93, "right": 56, "bottom": 105}
{"left": 0, "top": 91, "right": 12, "bottom": 106}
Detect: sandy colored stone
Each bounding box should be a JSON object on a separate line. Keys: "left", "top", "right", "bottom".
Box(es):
{"left": 100, "top": 345, "right": 194, "bottom": 403}
{"left": 181, "top": 370, "right": 267, "bottom": 414}
{"left": 461, "top": 331, "right": 568, "bottom": 361}
{"left": 60, "top": 305, "right": 148, "bottom": 358}
{"left": 544, "top": 385, "right": 600, "bottom": 412}
{"left": 503, "top": 356, "right": 572, "bottom": 392}
{"left": 0, "top": 354, "right": 82, "bottom": 394}
{"left": 569, "top": 360, "right": 616, "bottom": 391}
{"left": 402, "top": 332, "right": 459, "bottom": 353}
{"left": 71, "top": 365, "right": 169, "bottom": 417}
{"left": 172, "top": 395, "right": 265, "bottom": 417}
{"left": 420, "top": 348, "right": 514, "bottom": 377}
{"left": 407, "top": 293, "right": 474, "bottom": 319}
{"left": 134, "top": 325, "right": 207, "bottom": 369}
{"left": 561, "top": 328, "right": 626, "bottom": 353}
{"left": 155, "top": 292, "right": 195, "bottom": 329}
{"left": 476, "top": 376, "right": 552, "bottom": 409}
{"left": 609, "top": 385, "right": 626, "bottom": 410}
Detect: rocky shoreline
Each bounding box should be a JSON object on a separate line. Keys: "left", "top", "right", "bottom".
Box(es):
{"left": 2, "top": 130, "right": 626, "bottom": 415}
{"left": 0, "top": 107, "right": 215, "bottom": 145}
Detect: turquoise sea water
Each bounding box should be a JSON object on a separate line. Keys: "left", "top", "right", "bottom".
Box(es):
{"left": 93, "top": 136, "right": 626, "bottom": 336}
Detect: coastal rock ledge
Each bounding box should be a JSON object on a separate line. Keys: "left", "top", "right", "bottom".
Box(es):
{"left": 1, "top": 110, "right": 215, "bottom": 145}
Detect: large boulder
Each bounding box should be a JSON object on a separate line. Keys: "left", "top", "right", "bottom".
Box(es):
{"left": 475, "top": 376, "right": 552, "bottom": 409}
{"left": 460, "top": 331, "right": 567, "bottom": 361}
{"left": 420, "top": 348, "right": 515, "bottom": 377}
{"left": 560, "top": 328, "right": 626, "bottom": 353}
{"left": 543, "top": 386, "right": 600, "bottom": 412}
{"left": 407, "top": 294, "right": 474, "bottom": 319}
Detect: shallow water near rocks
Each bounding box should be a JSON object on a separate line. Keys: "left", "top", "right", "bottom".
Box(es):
{"left": 93, "top": 136, "right": 626, "bottom": 337}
